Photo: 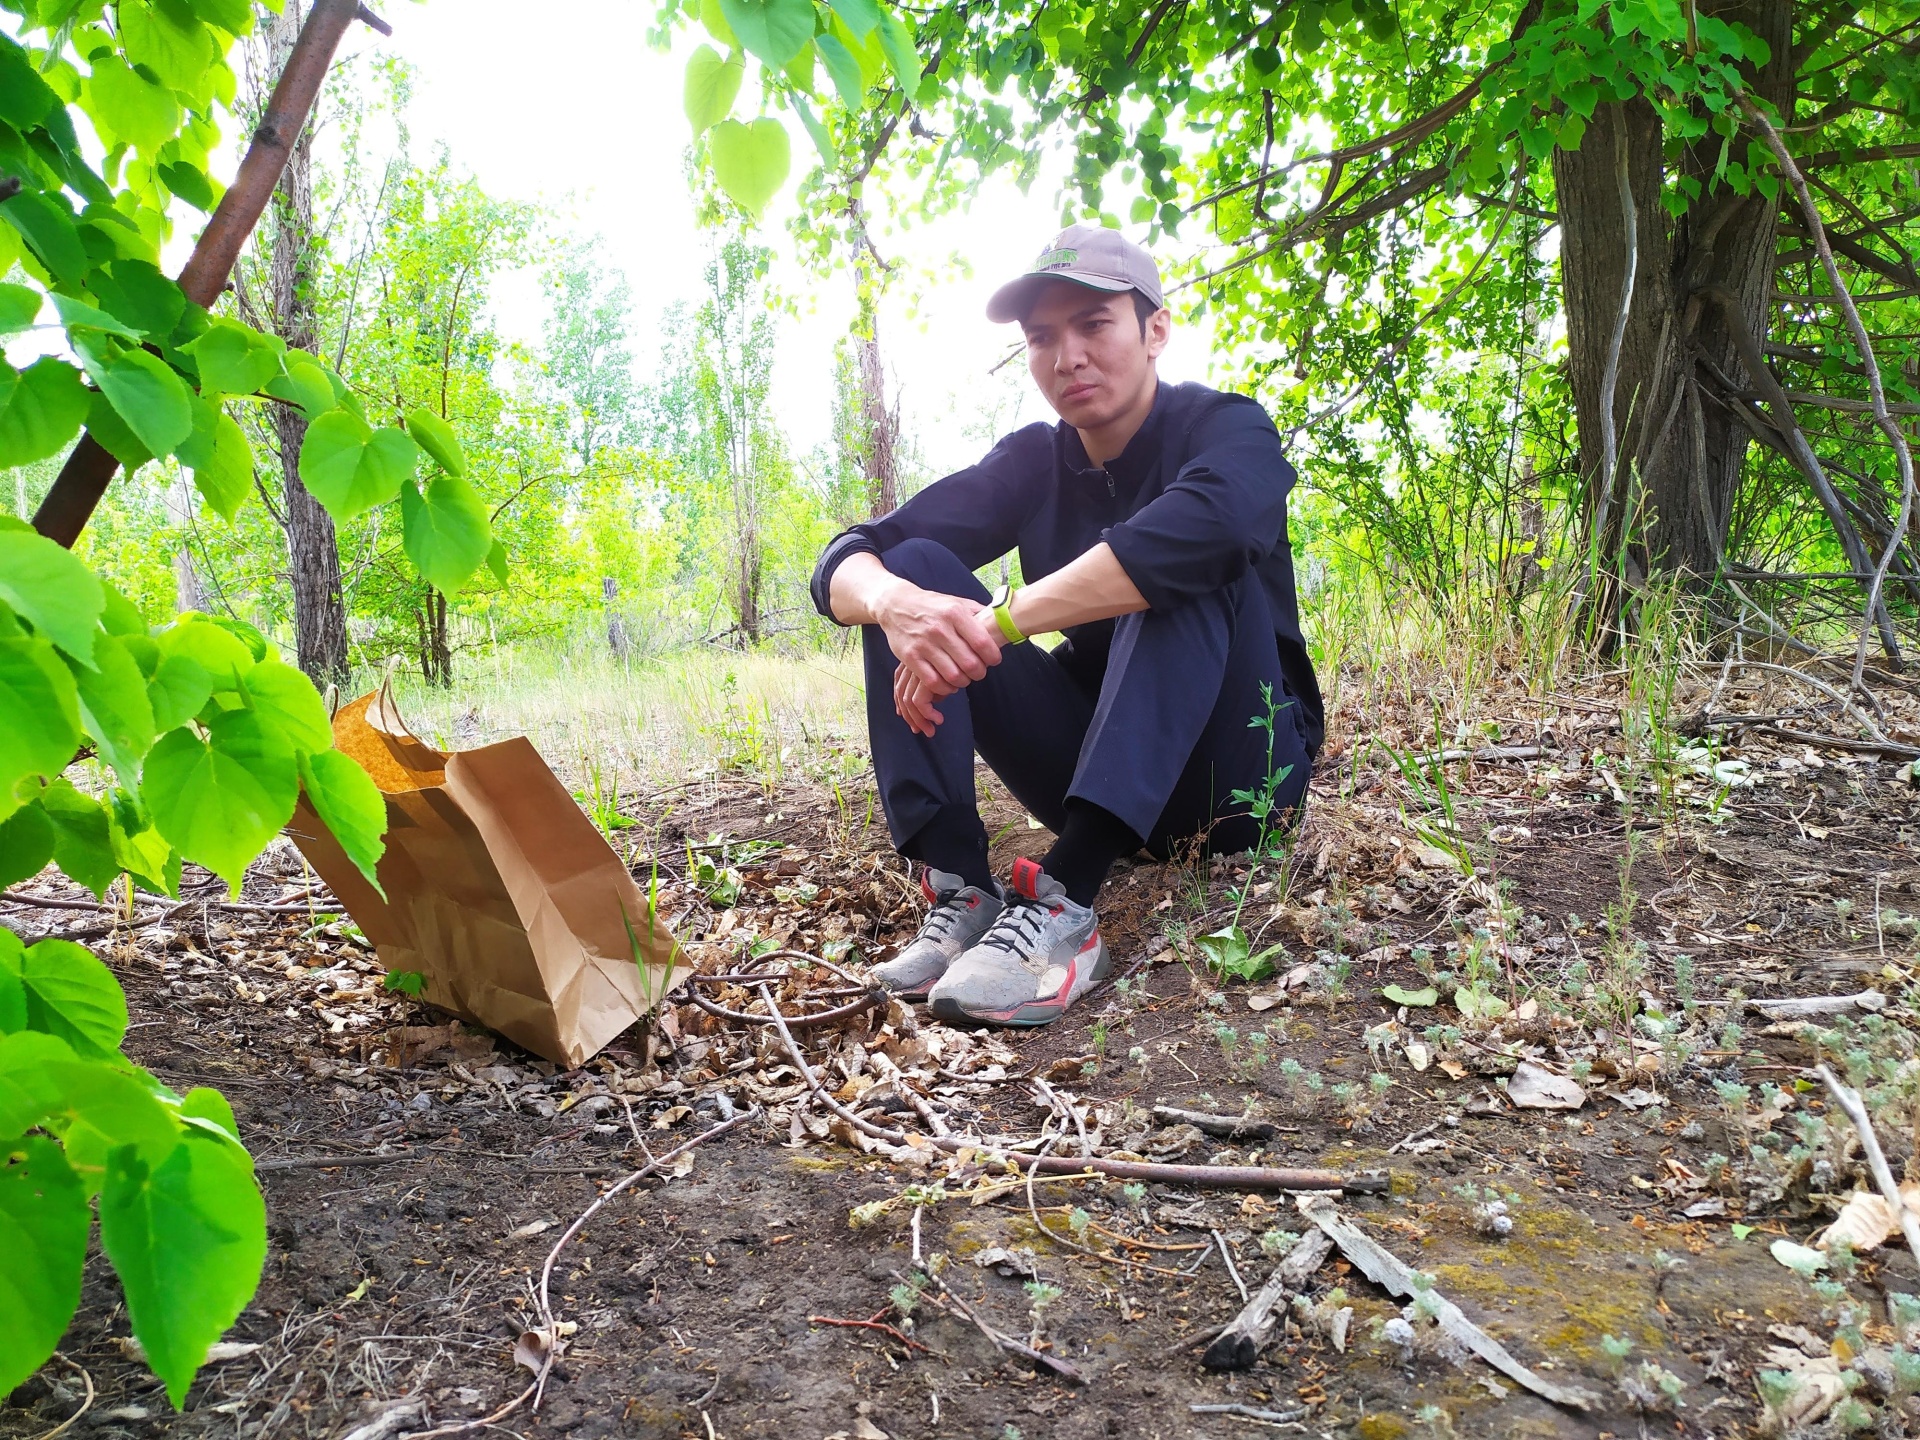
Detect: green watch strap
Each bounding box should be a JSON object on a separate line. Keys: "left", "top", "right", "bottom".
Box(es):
{"left": 991, "top": 585, "right": 1026, "bottom": 644}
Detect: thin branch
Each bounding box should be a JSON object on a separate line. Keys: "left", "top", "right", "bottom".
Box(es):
{"left": 1744, "top": 96, "right": 1920, "bottom": 687}
{"left": 1815, "top": 1064, "right": 1920, "bottom": 1275}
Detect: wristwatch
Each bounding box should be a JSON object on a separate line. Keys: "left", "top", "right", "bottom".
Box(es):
{"left": 989, "top": 583, "right": 1026, "bottom": 645}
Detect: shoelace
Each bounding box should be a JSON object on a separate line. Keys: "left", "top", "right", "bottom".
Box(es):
{"left": 918, "top": 895, "right": 975, "bottom": 942}
{"left": 976, "top": 897, "right": 1052, "bottom": 958}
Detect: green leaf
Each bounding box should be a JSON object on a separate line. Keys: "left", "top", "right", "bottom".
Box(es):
{"left": 0, "top": 357, "right": 89, "bottom": 467}
{"left": 399, "top": 472, "right": 492, "bottom": 593}
{"left": 0, "top": 1027, "right": 69, "bottom": 1131}
{"left": 792, "top": 92, "right": 836, "bottom": 166}
{"left": 110, "top": 810, "right": 179, "bottom": 900}
{"left": 263, "top": 352, "right": 335, "bottom": 416}
{"left": 143, "top": 712, "right": 297, "bottom": 890}
{"left": 100, "top": 1128, "right": 267, "bottom": 1409}
{"left": 146, "top": 652, "right": 212, "bottom": 732}
{"left": 0, "top": 282, "right": 41, "bottom": 335}
{"left": 826, "top": 0, "right": 884, "bottom": 39}
{"left": 14, "top": 932, "right": 128, "bottom": 1056}
{"left": 2, "top": 192, "right": 88, "bottom": 285}
{"left": 298, "top": 749, "right": 385, "bottom": 895}
{"left": 0, "top": 33, "right": 58, "bottom": 127}
{"left": 709, "top": 117, "right": 791, "bottom": 219}
{"left": 157, "top": 160, "right": 215, "bottom": 211}
{"left": 86, "top": 386, "right": 154, "bottom": 473}
{"left": 54, "top": 292, "right": 145, "bottom": 341}
{"left": 1382, "top": 983, "right": 1439, "bottom": 1007}
{"left": 0, "top": 803, "right": 55, "bottom": 889}
{"left": 89, "top": 260, "right": 186, "bottom": 339}
{"left": 684, "top": 43, "right": 745, "bottom": 136}
{"left": 176, "top": 398, "right": 252, "bottom": 519}
{"left": 87, "top": 53, "right": 182, "bottom": 152}
{"left": 186, "top": 0, "right": 253, "bottom": 34}
{"left": 181, "top": 318, "right": 282, "bottom": 396}
{"left": 1731, "top": 1223, "right": 1755, "bottom": 1241}
{"left": 205, "top": 615, "right": 268, "bottom": 663}
{"left": 717, "top": 0, "right": 816, "bottom": 68}
{"left": 873, "top": 9, "right": 921, "bottom": 96}
{"left": 403, "top": 406, "right": 466, "bottom": 477}
{"left": 75, "top": 631, "right": 157, "bottom": 787}
{"left": 0, "top": 524, "right": 104, "bottom": 665}
{"left": 239, "top": 660, "right": 332, "bottom": 753}
{"left": 0, "top": 636, "right": 83, "bottom": 821}
{"left": 119, "top": 0, "right": 212, "bottom": 93}
{"left": 41, "top": 780, "right": 119, "bottom": 900}
{"left": 156, "top": 617, "right": 253, "bottom": 690}
{"left": 815, "top": 31, "right": 866, "bottom": 107}
{"left": 179, "top": 1086, "right": 238, "bottom": 1143}
{"left": 484, "top": 538, "right": 508, "bottom": 584}
{"left": 698, "top": 0, "right": 737, "bottom": 45}
{"left": 96, "top": 348, "right": 193, "bottom": 459}
{"left": 299, "top": 412, "right": 418, "bottom": 520}
{"left": 0, "top": 1137, "right": 89, "bottom": 1400}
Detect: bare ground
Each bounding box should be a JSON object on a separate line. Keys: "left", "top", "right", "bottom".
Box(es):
{"left": 6, "top": 670, "right": 1920, "bottom": 1440}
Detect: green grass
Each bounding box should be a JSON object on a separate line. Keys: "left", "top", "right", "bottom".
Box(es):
{"left": 368, "top": 645, "right": 867, "bottom": 794}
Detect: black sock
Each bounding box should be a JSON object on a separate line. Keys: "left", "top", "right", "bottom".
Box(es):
{"left": 904, "top": 807, "right": 995, "bottom": 893}
{"left": 1040, "top": 800, "right": 1140, "bottom": 907}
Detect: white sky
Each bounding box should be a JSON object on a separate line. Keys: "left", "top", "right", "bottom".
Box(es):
{"left": 370, "top": 0, "right": 1217, "bottom": 476}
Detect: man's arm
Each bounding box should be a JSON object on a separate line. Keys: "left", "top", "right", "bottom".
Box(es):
{"left": 830, "top": 552, "right": 1002, "bottom": 695}
{"left": 999, "top": 541, "right": 1146, "bottom": 637}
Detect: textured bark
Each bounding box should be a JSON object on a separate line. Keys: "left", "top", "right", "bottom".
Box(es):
{"left": 858, "top": 309, "right": 899, "bottom": 519}
{"left": 263, "top": 0, "right": 351, "bottom": 687}
{"left": 416, "top": 589, "right": 452, "bottom": 687}
{"left": 1552, "top": 0, "right": 1796, "bottom": 585}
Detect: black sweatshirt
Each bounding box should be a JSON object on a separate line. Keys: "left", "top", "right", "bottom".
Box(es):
{"left": 809, "top": 379, "right": 1323, "bottom": 755}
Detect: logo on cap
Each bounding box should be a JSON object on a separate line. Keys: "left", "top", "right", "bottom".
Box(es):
{"left": 1032, "top": 247, "right": 1080, "bottom": 273}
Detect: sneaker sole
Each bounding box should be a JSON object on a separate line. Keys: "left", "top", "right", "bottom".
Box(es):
{"left": 927, "top": 938, "right": 1110, "bottom": 1028}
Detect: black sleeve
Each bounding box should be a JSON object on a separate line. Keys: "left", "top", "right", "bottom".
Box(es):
{"left": 808, "top": 423, "right": 1051, "bottom": 623}
{"left": 1102, "top": 395, "right": 1295, "bottom": 610}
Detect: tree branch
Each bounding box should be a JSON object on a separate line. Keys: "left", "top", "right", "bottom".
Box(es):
{"left": 1744, "top": 95, "right": 1919, "bottom": 685}
{"left": 31, "top": 0, "right": 375, "bottom": 548}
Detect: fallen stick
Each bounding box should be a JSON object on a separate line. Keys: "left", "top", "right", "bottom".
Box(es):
{"left": 1201, "top": 1228, "right": 1334, "bottom": 1371}
{"left": 1153, "top": 1105, "right": 1286, "bottom": 1141}
{"left": 1749, "top": 991, "right": 1888, "bottom": 1020}
{"left": 806, "top": 1314, "right": 929, "bottom": 1353}
{"left": 1755, "top": 723, "right": 1920, "bottom": 761}
{"left": 757, "top": 984, "right": 1377, "bottom": 1193}
{"left": 335, "top": 1398, "right": 426, "bottom": 1440}
{"left": 1814, "top": 1064, "right": 1920, "bottom": 1275}
{"left": 1295, "top": 1197, "right": 1601, "bottom": 1411}
{"left": 906, "top": 1267, "right": 1086, "bottom": 1385}
{"left": 1190, "top": 1401, "right": 1307, "bottom": 1424}
{"left": 256, "top": 1150, "right": 414, "bottom": 1173}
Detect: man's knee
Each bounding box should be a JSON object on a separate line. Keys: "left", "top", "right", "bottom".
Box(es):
{"left": 880, "top": 538, "right": 990, "bottom": 602}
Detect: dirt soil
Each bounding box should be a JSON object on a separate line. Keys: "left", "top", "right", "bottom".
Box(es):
{"left": 6, "top": 679, "right": 1920, "bottom": 1440}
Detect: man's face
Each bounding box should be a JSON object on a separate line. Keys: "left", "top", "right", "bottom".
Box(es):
{"left": 1021, "top": 282, "right": 1169, "bottom": 431}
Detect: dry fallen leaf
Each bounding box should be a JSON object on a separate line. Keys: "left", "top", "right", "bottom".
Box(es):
{"left": 1506, "top": 1061, "right": 1587, "bottom": 1111}
{"left": 508, "top": 1218, "right": 555, "bottom": 1240}
{"left": 1404, "top": 1040, "right": 1432, "bottom": 1072}
{"left": 1814, "top": 1183, "right": 1920, "bottom": 1252}
{"left": 1438, "top": 1059, "right": 1469, "bottom": 1080}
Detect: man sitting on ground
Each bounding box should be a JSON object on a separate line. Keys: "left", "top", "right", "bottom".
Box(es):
{"left": 810, "top": 225, "right": 1320, "bottom": 1028}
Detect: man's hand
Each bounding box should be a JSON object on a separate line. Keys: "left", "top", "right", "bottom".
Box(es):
{"left": 893, "top": 664, "right": 945, "bottom": 737}
{"left": 830, "top": 552, "right": 1005, "bottom": 693}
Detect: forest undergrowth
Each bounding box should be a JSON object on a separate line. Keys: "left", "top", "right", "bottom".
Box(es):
{"left": 7, "top": 598, "right": 1920, "bottom": 1440}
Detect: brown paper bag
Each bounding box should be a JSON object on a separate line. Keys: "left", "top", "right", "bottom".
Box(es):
{"left": 286, "top": 687, "right": 679, "bottom": 1068}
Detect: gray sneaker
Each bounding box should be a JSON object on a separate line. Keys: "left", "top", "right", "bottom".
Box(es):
{"left": 927, "top": 858, "right": 1110, "bottom": 1027}
{"left": 869, "top": 869, "right": 1006, "bottom": 1000}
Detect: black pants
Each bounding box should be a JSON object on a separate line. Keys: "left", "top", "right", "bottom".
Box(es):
{"left": 862, "top": 539, "right": 1313, "bottom": 868}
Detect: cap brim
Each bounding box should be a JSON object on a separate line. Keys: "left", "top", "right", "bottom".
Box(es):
{"left": 986, "top": 270, "right": 1134, "bottom": 324}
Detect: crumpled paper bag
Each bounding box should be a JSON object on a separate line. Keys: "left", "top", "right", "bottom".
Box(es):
{"left": 286, "top": 687, "right": 678, "bottom": 1068}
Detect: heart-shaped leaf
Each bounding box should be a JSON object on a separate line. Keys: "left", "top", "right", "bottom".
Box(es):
{"left": 142, "top": 712, "right": 297, "bottom": 890}
{"left": 403, "top": 407, "right": 466, "bottom": 476}
{"left": 299, "top": 412, "right": 419, "bottom": 520}
{"left": 400, "top": 472, "right": 492, "bottom": 593}
{"left": 709, "top": 117, "right": 791, "bottom": 219}
{"left": 684, "top": 43, "right": 745, "bottom": 135}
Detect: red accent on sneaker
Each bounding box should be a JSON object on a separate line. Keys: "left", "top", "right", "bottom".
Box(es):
{"left": 919, "top": 868, "right": 936, "bottom": 905}
{"left": 1010, "top": 856, "right": 1043, "bottom": 899}
{"left": 1077, "top": 934, "right": 1101, "bottom": 954}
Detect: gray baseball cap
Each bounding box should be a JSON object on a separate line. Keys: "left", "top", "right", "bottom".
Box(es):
{"left": 986, "top": 224, "right": 1165, "bottom": 324}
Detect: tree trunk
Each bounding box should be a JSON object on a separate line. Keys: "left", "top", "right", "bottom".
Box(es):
{"left": 415, "top": 589, "right": 452, "bottom": 686}
{"left": 262, "top": 0, "right": 350, "bottom": 687}
{"left": 1553, "top": 0, "right": 1796, "bottom": 592}
{"left": 858, "top": 304, "right": 899, "bottom": 518}
{"left": 603, "top": 575, "right": 629, "bottom": 657}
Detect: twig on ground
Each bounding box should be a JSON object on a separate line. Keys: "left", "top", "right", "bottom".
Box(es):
{"left": 335, "top": 1398, "right": 426, "bottom": 1440}
{"left": 1189, "top": 1401, "right": 1308, "bottom": 1424}
{"left": 1752, "top": 722, "right": 1920, "bottom": 761}
{"left": 31, "top": 1353, "right": 94, "bottom": 1440}
{"left": 806, "top": 1314, "right": 930, "bottom": 1352}
{"left": 1297, "top": 1196, "right": 1601, "bottom": 1410}
{"left": 906, "top": 1267, "right": 1087, "bottom": 1384}
{"left": 1202, "top": 1228, "right": 1334, "bottom": 1371}
{"left": 1814, "top": 1064, "right": 1920, "bottom": 1275}
{"left": 757, "top": 983, "right": 1376, "bottom": 1193}
{"left": 256, "top": 1150, "right": 415, "bottom": 1172}
{"left": 1031, "top": 1075, "right": 1090, "bottom": 1157}
{"left": 1212, "top": 1229, "right": 1250, "bottom": 1303}
{"left": 529, "top": 1106, "right": 760, "bottom": 1409}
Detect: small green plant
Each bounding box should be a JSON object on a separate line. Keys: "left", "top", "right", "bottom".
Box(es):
{"left": 383, "top": 970, "right": 427, "bottom": 997}
{"left": 1214, "top": 1023, "right": 1240, "bottom": 1062}
{"left": 1090, "top": 1020, "right": 1109, "bottom": 1057}
{"left": 1197, "top": 685, "right": 1300, "bottom": 980}
{"left": 890, "top": 1270, "right": 926, "bottom": 1320}
{"left": 1121, "top": 1182, "right": 1148, "bottom": 1208}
